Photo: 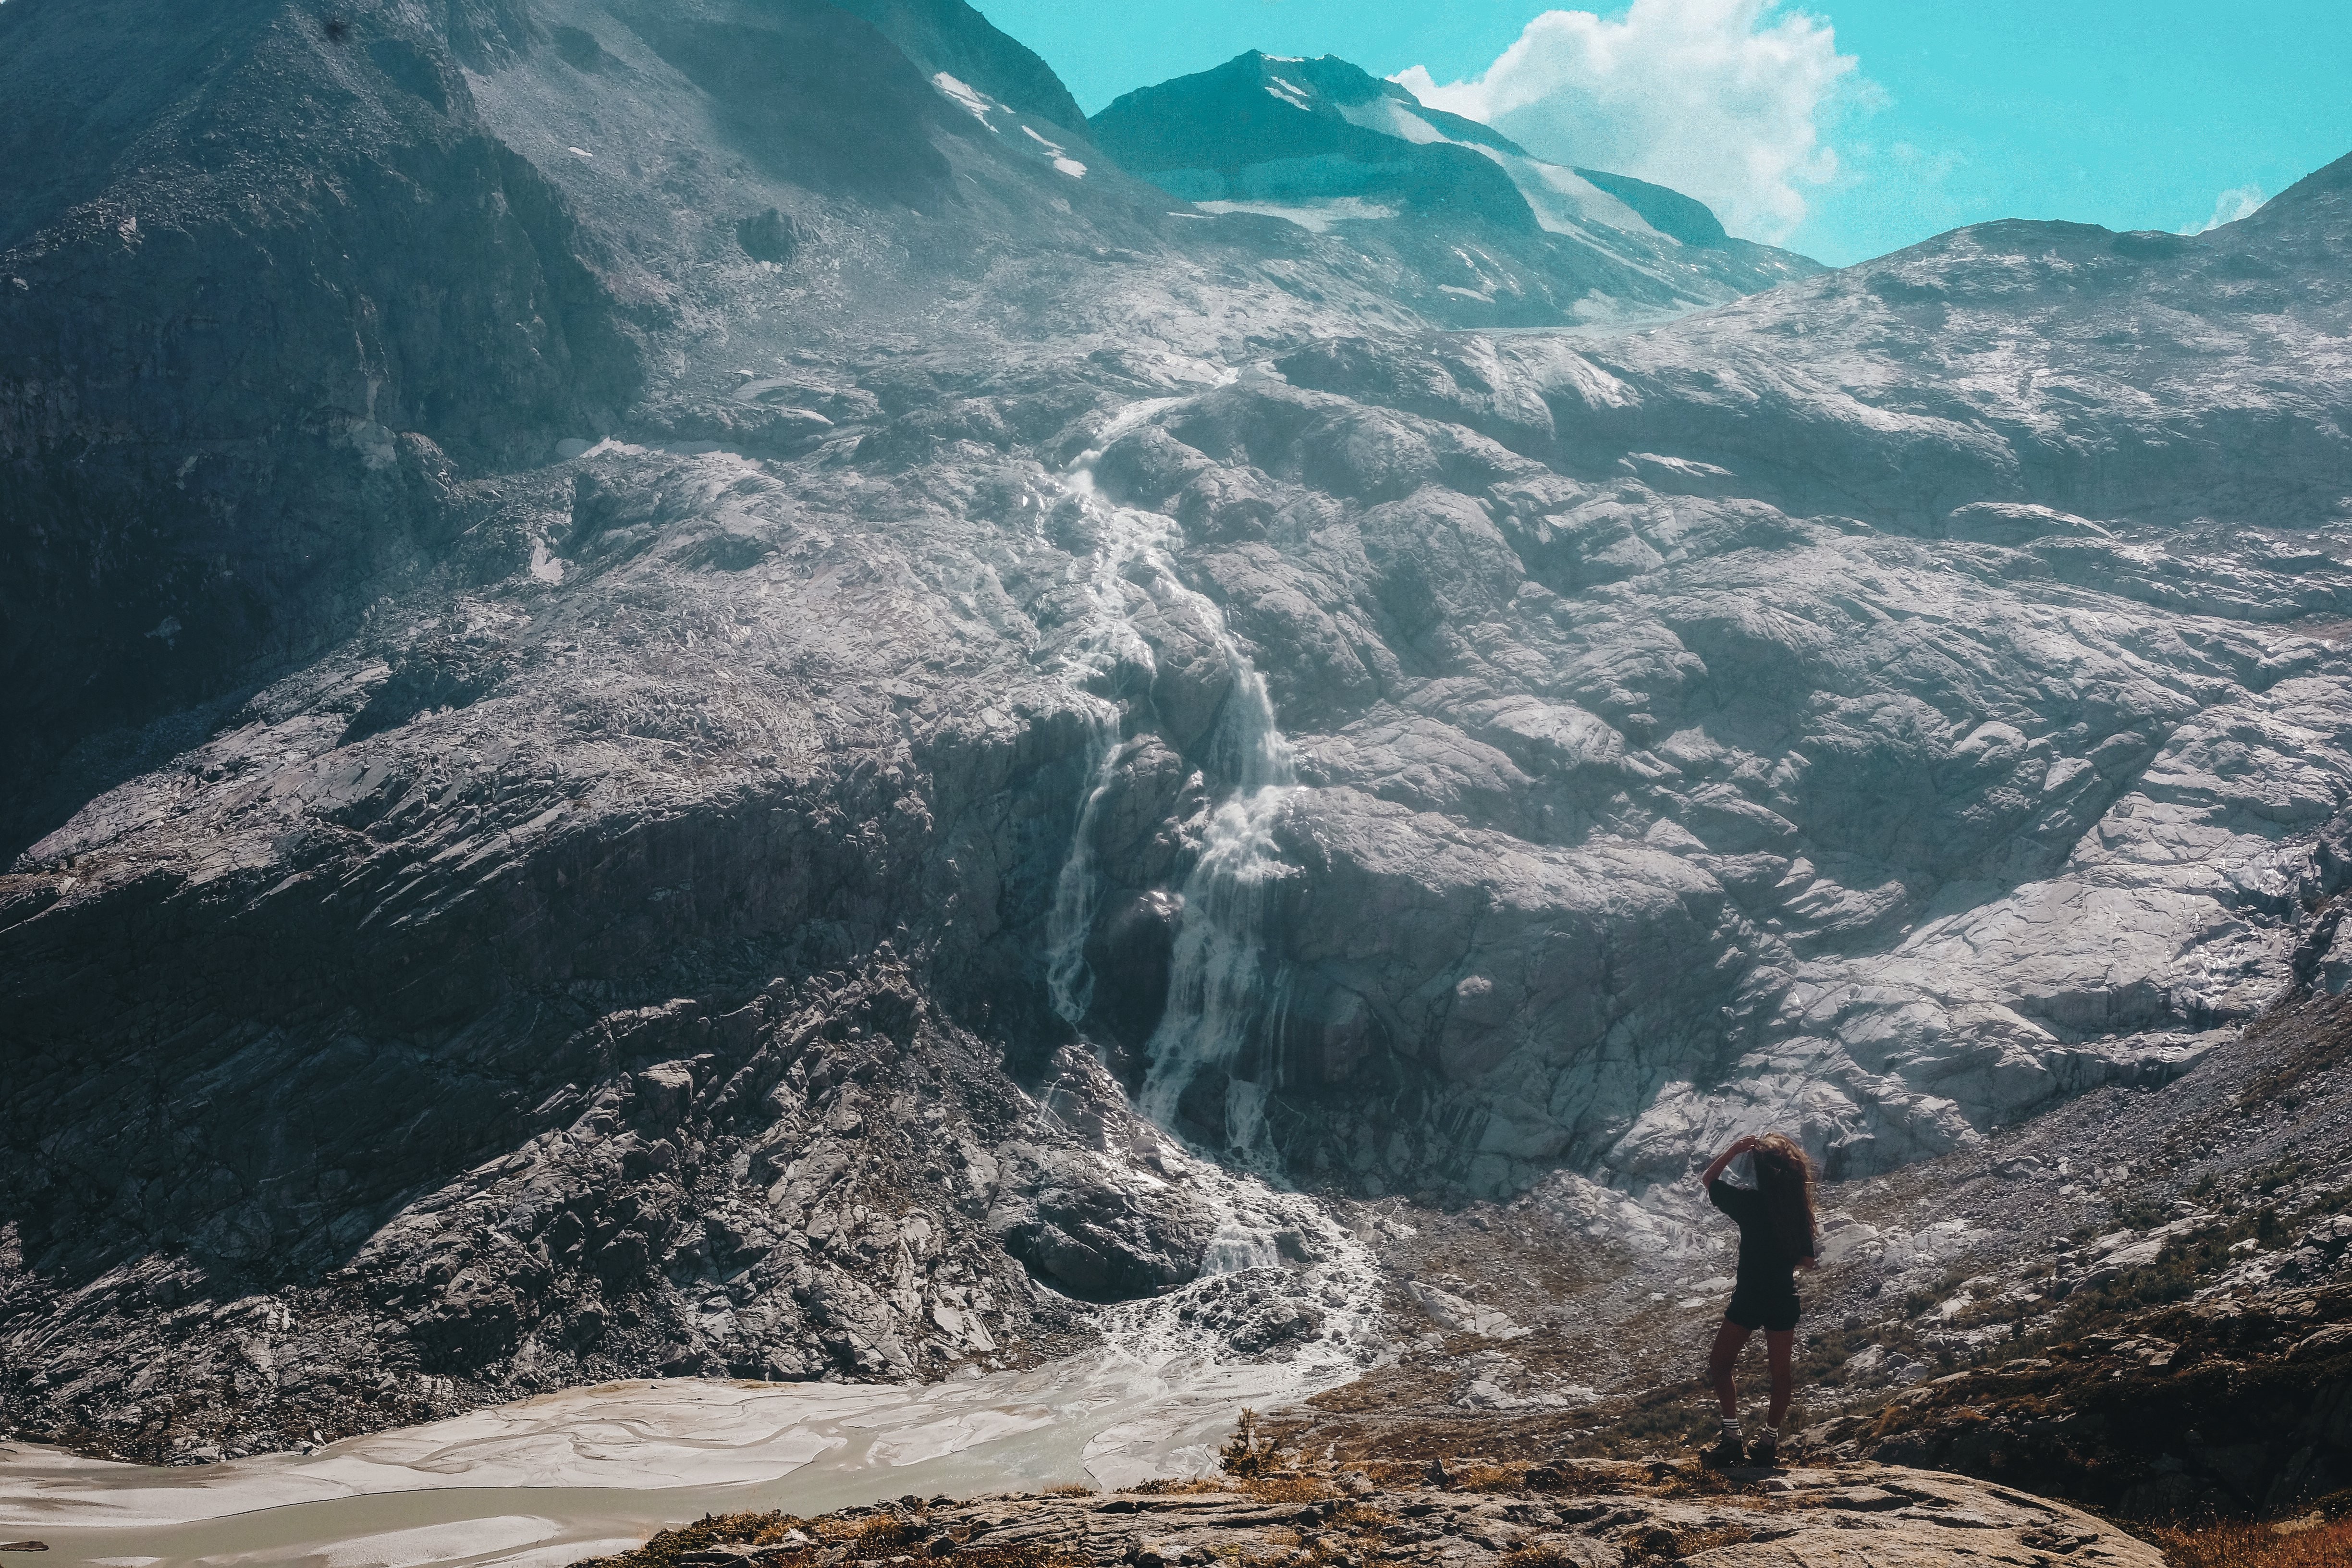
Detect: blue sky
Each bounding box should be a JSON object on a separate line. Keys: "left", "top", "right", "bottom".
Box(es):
{"left": 983, "top": 0, "right": 2352, "bottom": 266}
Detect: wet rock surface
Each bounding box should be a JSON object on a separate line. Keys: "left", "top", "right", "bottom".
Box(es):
{"left": 573, "top": 1462, "right": 2164, "bottom": 1568}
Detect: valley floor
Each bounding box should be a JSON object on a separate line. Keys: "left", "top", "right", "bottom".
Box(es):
{"left": 7, "top": 991, "right": 2349, "bottom": 1565}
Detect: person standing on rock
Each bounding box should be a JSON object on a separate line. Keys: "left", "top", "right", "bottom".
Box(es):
{"left": 1697, "top": 1132, "right": 1819, "bottom": 1467}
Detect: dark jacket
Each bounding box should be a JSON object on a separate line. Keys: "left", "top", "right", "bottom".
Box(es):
{"left": 1708, "top": 1176, "right": 1811, "bottom": 1292}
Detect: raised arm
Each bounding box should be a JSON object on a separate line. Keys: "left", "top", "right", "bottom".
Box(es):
{"left": 1698, "top": 1135, "right": 1758, "bottom": 1189}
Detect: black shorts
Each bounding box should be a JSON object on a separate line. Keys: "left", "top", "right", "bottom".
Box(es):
{"left": 1726, "top": 1278, "right": 1800, "bottom": 1333}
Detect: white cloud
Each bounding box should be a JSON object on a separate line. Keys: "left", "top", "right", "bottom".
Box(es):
{"left": 2181, "top": 184, "right": 2266, "bottom": 235}
{"left": 1395, "top": 0, "right": 1860, "bottom": 245}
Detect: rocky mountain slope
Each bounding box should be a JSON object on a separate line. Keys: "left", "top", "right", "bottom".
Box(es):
{"left": 1250, "top": 985, "right": 2352, "bottom": 1527}
{"left": 5, "top": 0, "right": 2352, "bottom": 1480}
{"left": 1088, "top": 51, "right": 1815, "bottom": 328}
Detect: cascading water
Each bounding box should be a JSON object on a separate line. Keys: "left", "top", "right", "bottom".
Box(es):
{"left": 1043, "top": 710, "right": 1123, "bottom": 1026}
{"left": 1134, "top": 665, "right": 1297, "bottom": 1169}
{"left": 1037, "top": 396, "right": 1186, "bottom": 1029}
{"left": 1024, "top": 395, "right": 1384, "bottom": 1478}
{"left": 1042, "top": 403, "right": 1302, "bottom": 1168}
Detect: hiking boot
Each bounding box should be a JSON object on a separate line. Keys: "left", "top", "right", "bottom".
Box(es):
{"left": 1701, "top": 1434, "right": 1745, "bottom": 1468}
{"left": 1748, "top": 1431, "right": 1779, "bottom": 1468}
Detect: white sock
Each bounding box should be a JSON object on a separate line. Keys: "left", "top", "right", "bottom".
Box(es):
{"left": 1720, "top": 1416, "right": 1741, "bottom": 1440}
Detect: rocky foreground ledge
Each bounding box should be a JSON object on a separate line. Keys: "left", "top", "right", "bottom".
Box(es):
{"left": 576, "top": 1459, "right": 2159, "bottom": 1568}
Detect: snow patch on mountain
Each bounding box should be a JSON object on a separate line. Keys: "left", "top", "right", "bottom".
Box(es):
{"left": 933, "top": 71, "right": 999, "bottom": 126}
{"left": 1194, "top": 197, "right": 1401, "bottom": 233}
{"left": 1331, "top": 93, "right": 1659, "bottom": 240}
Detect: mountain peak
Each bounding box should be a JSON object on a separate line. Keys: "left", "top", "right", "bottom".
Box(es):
{"left": 1088, "top": 48, "right": 1810, "bottom": 324}
{"left": 831, "top": 0, "right": 1089, "bottom": 132}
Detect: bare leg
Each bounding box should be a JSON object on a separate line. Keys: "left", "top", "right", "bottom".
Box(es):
{"left": 1764, "top": 1328, "right": 1796, "bottom": 1427}
{"left": 1707, "top": 1318, "right": 1752, "bottom": 1419}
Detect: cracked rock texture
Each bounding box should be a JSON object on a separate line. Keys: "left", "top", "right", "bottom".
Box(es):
{"left": 576, "top": 1461, "right": 2166, "bottom": 1568}
{"left": 6, "top": 0, "right": 2352, "bottom": 1472}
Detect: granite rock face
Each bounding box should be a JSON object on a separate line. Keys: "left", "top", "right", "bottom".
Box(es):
{"left": 1831, "top": 1279, "right": 2352, "bottom": 1522}
{"left": 5, "top": 0, "right": 2352, "bottom": 1464}
{"left": 578, "top": 1461, "right": 2169, "bottom": 1568}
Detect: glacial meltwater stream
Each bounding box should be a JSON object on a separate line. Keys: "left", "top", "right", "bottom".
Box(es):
{"left": 2, "top": 1128, "right": 1383, "bottom": 1568}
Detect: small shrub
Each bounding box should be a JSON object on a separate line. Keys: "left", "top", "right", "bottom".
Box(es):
{"left": 850, "top": 1515, "right": 929, "bottom": 1554}
{"left": 1221, "top": 1409, "right": 1284, "bottom": 1478}
{"left": 1951, "top": 1293, "right": 2031, "bottom": 1330}
{"left": 2254, "top": 1158, "right": 2310, "bottom": 1197}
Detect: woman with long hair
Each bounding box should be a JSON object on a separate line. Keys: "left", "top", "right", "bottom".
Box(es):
{"left": 1696, "top": 1131, "right": 1819, "bottom": 1466}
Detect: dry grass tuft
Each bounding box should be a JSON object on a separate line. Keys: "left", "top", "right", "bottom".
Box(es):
{"left": 1665, "top": 1524, "right": 1756, "bottom": 1556}
{"left": 952, "top": 1549, "right": 1096, "bottom": 1568}
{"left": 1355, "top": 1460, "right": 1429, "bottom": 1489}
{"left": 1501, "top": 1547, "right": 1590, "bottom": 1568}
{"left": 1237, "top": 1475, "right": 1343, "bottom": 1504}
{"left": 1621, "top": 1525, "right": 1683, "bottom": 1561}
{"left": 570, "top": 1510, "right": 780, "bottom": 1568}
{"left": 1452, "top": 1463, "right": 1528, "bottom": 1493}
{"left": 1132, "top": 1477, "right": 1233, "bottom": 1496}
{"left": 1642, "top": 1464, "right": 1737, "bottom": 1501}
{"left": 1614, "top": 1521, "right": 1754, "bottom": 1561}
{"left": 1041, "top": 1482, "right": 1098, "bottom": 1497}
{"left": 576, "top": 1509, "right": 1048, "bottom": 1568}
{"left": 2148, "top": 1516, "right": 2352, "bottom": 1568}
{"left": 852, "top": 1514, "right": 929, "bottom": 1551}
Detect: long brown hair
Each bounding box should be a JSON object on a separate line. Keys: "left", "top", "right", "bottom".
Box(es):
{"left": 1753, "top": 1133, "right": 1818, "bottom": 1262}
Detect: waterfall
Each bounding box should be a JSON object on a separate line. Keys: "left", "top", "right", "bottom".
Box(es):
{"left": 1134, "top": 663, "right": 1298, "bottom": 1168}
{"left": 1026, "top": 399, "right": 1381, "bottom": 1441}
{"left": 1043, "top": 404, "right": 1301, "bottom": 1168}
{"left": 1036, "top": 400, "right": 1185, "bottom": 1028}
{"left": 1043, "top": 711, "right": 1121, "bottom": 1025}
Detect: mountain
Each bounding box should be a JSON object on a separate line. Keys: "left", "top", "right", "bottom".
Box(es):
{"left": 1089, "top": 51, "right": 1816, "bottom": 325}
{"left": 832, "top": 0, "right": 1090, "bottom": 131}
{"left": 3, "top": 0, "right": 2351, "bottom": 1489}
